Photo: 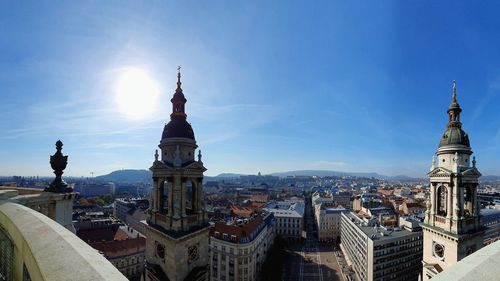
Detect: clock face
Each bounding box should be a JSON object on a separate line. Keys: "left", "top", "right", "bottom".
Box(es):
{"left": 188, "top": 245, "right": 199, "bottom": 263}
{"left": 156, "top": 243, "right": 165, "bottom": 259}
{"left": 433, "top": 243, "right": 445, "bottom": 259}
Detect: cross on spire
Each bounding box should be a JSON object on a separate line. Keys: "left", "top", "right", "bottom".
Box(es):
{"left": 452, "top": 80, "right": 457, "bottom": 101}
{"left": 177, "top": 66, "right": 182, "bottom": 86}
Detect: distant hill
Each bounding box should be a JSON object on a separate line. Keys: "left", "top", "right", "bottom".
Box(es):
{"left": 482, "top": 175, "right": 500, "bottom": 182}
{"left": 269, "top": 170, "right": 423, "bottom": 181}
{"left": 96, "top": 169, "right": 500, "bottom": 184}
{"left": 215, "top": 173, "right": 243, "bottom": 178}
{"left": 96, "top": 169, "right": 152, "bottom": 183}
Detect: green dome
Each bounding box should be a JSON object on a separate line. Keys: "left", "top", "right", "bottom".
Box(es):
{"left": 439, "top": 126, "right": 470, "bottom": 148}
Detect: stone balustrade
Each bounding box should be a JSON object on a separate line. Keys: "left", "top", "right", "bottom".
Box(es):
{"left": 0, "top": 201, "right": 128, "bottom": 281}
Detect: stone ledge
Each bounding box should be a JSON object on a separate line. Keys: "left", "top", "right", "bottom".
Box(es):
{"left": 0, "top": 201, "right": 128, "bottom": 281}
{"left": 432, "top": 240, "right": 500, "bottom": 281}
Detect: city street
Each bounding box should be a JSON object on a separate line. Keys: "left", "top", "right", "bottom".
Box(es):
{"left": 283, "top": 242, "right": 343, "bottom": 281}
{"left": 282, "top": 195, "right": 345, "bottom": 281}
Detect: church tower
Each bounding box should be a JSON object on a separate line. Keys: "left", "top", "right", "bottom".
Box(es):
{"left": 422, "top": 81, "right": 484, "bottom": 280}
{"left": 144, "top": 69, "right": 209, "bottom": 281}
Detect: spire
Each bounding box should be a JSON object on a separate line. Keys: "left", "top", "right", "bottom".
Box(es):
{"left": 177, "top": 66, "right": 182, "bottom": 89}
{"left": 170, "top": 66, "right": 187, "bottom": 119}
{"left": 452, "top": 80, "right": 457, "bottom": 102}
{"left": 447, "top": 80, "right": 462, "bottom": 125}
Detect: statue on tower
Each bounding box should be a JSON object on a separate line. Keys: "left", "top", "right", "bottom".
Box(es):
{"left": 45, "top": 140, "right": 72, "bottom": 193}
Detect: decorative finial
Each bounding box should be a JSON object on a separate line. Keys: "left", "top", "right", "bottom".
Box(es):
{"left": 177, "top": 66, "right": 182, "bottom": 88}
{"left": 431, "top": 155, "right": 436, "bottom": 171}
{"left": 45, "top": 140, "right": 72, "bottom": 193}
{"left": 198, "top": 150, "right": 202, "bottom": 163}
{"left": 154, "top": 149, "right": 159, "bottom": 161}
{"left": 472, "top": 156, "right": 476, "bottom": 168}
{"left": 452, "top": 80, "right": 457, "bottom": 101}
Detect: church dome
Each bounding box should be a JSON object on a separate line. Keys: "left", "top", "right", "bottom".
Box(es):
{"left": 439, "top": 127, "right": 469, "bottom": 148}
{"left": 161, "top": 118, "right": 195, "bottom": 140}
{"left": 161, "top": 68, "right": 195, "bottom": 141}
{"left": 438, "top": 81, "right": 470, "bottom": 149}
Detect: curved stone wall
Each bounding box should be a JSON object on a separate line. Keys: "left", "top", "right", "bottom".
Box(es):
{"left": 0, "top": 202, "right": 128, "bottom": 281}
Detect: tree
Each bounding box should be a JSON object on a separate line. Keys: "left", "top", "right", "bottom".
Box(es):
{"left": 78, "top": 198, "right": 90, "bottom": 206}
{"left": 89, "top": 196, "right": 105, "bottom": 206}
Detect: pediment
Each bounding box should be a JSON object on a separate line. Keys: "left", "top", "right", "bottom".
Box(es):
{"left": 183, "top": 161, "right": 207, "bottom": 171}
{"left": 150, "top": 160, "right": 169, "bottom": 171}
{"left": 461, "top": 168, "right": 482, "bottom": 177}
{"left": 427, "top": 167, "right": 452, "bottom": 177}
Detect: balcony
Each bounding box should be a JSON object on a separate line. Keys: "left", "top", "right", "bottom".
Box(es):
{"left": 0, "top": 201, "right": 127, "bottom": 281}
{"left": 434, "top": 216, "right": 446, "bottom": 224}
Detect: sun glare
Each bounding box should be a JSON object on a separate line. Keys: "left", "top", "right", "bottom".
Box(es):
{"left": 115, "top": 67, "right": 160, "bottom": 119}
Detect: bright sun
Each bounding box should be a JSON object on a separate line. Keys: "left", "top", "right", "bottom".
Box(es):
{"left": 115, "top": 67, "right": 160, "bottom": 119}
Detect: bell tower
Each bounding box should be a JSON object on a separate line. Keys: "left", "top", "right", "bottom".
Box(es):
{"left": 144, "top": 69, "right": 209, "bottom": 281}
{"left": 422, "top": 81, "right": 484, "bottom": 280}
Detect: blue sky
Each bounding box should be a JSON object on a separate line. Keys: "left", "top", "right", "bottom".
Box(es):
{"left": 0, "top": 1, "right": 499, "bottom": 177}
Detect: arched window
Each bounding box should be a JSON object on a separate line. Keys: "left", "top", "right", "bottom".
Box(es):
{"left": 185, "top": 180, "right": 194, "bottom": 215}
{"left": 463, "top": 186, "right": 473, "bottom": 217}
{"left": 437, "top": 186, "right": 447, "bottom": 216}
{"left": 160, "top": 180, "right": 168, "bottom": 212}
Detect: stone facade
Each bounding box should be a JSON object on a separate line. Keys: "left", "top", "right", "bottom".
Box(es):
{"left": 264, "top": 200, "right": 304, "bottom": 241}
{"left": 209, "top": 212, "right": 275, "bottom": 281}
{"left": 144, "top": 70, "right": 210, "bottom": 281}
{"left": 341, "top": 212, "right": 423, "bottom": 281}
{"left": 422, "top": 82, "right": 484, "bottom": 280}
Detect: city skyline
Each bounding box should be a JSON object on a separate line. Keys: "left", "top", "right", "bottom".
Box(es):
{"left": 1, "top": 2, "right": 500, "bottom": 177}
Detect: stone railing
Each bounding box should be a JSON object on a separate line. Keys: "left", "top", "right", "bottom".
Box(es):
{"left": 435, "top": 215, "right": 446, "bottom": 224}
{"left": 0, "top": 201, "right": 128, "bottom": 281}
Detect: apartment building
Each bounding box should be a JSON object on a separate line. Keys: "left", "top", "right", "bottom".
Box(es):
{"left": 314, "top": 203, "right": 347, "bottom": 242}
{"left": 209, "top": 212, "right": 275, "bottom": 281}
{"left": 340, "top": 212, "right": 423, "bottom": 281}
{"left": 264, "top": 200, "right": 304, "bottom": 241}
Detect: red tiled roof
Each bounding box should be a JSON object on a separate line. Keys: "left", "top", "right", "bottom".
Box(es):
{"left": 90, "top": 237, "right": 146, "bottom": 259}
{"left": 250, "top": 202, "right": 266, "bottom": 209}
{"left": 250, "top": 194, "right": 268, "bottom": 203}
{"left": 212, "top": 217, "right": 263, "bottom": 243}
{"left": 77, "top": 226, "right": 128, "bottom": 243}
{"left": 230, "top": 206, "right": 254, "bottom": 218}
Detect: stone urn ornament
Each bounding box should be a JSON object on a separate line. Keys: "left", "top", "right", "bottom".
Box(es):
{"left": 45, "top": 140, "right": 73, "bottom": 193}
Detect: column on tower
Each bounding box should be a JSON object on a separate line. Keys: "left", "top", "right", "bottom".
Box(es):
{"left": 181, "top": 178, "right": 187, "bottom": 217}
{"left": 196, "top": 178, "right": 203, "bottom": 214}
{"left": 446, "top": 184, "right": 452, "bottom": 221}
{"left": 430, "top": 183, "right": 436, "bottom": 216}
{"left": 453, "top": 178, "right": 459, "bottom": 221}
{"left": 171, "top": 176, "right": 179, "bottom": 220}
{"left": 152, "top": 177, "right": 159, "bottom": 212}
{"left": 168, "top": 177, "right": 174, "bottom": 214}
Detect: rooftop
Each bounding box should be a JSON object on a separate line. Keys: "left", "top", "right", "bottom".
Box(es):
{"left": 211, "top": 212, "right": 274, "bottom": 244}
{"left": 264, "top": 200, "right": 305, "bottom": 218}
{"left": 343, "top": 212, "right": 420, "bottom": 241}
